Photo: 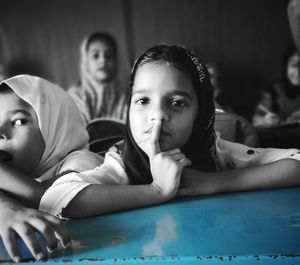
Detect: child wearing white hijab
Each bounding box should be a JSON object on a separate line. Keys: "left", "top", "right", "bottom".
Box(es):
{"left": 68, "top": 32, "right": 127, "bottom": 124}
{"left": 0, "top": 74, "right": 102, "bottom": 209}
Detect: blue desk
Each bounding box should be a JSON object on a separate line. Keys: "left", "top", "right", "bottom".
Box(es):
{"left": 1, "top": 188, "right": 300, "bottom": 264}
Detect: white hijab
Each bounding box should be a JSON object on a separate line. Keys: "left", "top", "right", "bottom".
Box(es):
{"left": 1, "top": 74, "right": 89, "bottom": 181}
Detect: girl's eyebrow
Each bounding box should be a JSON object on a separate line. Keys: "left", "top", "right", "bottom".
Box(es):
{"left": 132, "top": 90, "right": 193, "bottom": 100}
{"left": 171, "top": 90, "right": 193, "bottom": 100}
{"left": 132, "top": 89, "right": 149, "bottom": 95}
{"left": 8, "top": 109, "right": 32, "bottom": 116}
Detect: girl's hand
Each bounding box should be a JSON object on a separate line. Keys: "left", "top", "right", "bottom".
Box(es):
{"left": 0, "top": 205, "right": 71, "bottom": 262}
{"left": 150, "top": 148, "right": 191, "bottom": 198}
{"left": 144, "top": 122, "right": 191, "bottom": 199}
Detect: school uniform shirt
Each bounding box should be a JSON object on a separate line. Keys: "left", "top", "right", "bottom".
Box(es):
{"left": 39, "top": 132, "right": 300, "bottom": 218}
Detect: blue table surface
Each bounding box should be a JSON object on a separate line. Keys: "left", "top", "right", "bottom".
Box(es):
{"left": 1, "top": 188, "right": 300, "bottom": 264}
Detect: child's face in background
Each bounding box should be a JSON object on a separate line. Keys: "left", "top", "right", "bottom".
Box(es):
{"left": 130, "top": 62, "right": 198, "bottom": 153}
{"left": 0, "top": 92, "right": 45, "bottom": 175}
{"left": 286, "top": 52, "right": 300, "bottom": 86}
{"left": 86, "top": 40, "right": 116, "bottom": 82}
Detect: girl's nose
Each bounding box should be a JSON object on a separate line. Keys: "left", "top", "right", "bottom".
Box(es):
{"left": 0, "top": 124, "right": 9, "bottom": 141}
{"left": 0, "top": 133, "right": 7, "bottom": 141}
{"left": 98, "top": 53, "right": 106, "bottom": 64}
{"left": 150, "top": 104, "right": 169, "bottom": 122}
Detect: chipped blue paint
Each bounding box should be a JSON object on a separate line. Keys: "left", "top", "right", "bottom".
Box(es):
{"left": 1, "top": 188, "right": 300, "bottom": 264}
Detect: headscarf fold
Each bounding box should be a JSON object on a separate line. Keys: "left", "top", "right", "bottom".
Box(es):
{"left": 1, "top": 74, "right": 89, "bottom": 181}
{"left": 120, "top": 44, "right": 217, "bottom": 185}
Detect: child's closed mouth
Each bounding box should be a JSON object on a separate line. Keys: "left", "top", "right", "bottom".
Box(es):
{"left": 144, "top": 126, "right": 171, "bottom": 136}
{"left": 0, "top": 150, "right": 13, "bottom": 163}
{"left": 160, "top": 129, "right": 171, "bottom": 136}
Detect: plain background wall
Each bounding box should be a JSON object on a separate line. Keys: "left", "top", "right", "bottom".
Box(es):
{"left": 0, "top": 0, "right": 293, "bottom": 119}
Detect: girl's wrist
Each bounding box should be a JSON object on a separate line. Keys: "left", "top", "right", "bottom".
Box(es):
{"left": 182, "top": 168, "right": 222, "bottom": 196}
{"left": 149, "top": 182, "right": 174, "bottom": 201}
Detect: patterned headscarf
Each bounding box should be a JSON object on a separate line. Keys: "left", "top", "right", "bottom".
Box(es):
{"left": 121, "top": 44, "right": 217, "bottom": 185}
{"left": 0, "top": 74, "right": 90, "bottom": 181}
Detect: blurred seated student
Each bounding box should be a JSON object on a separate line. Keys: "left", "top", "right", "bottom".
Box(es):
{"left": 207, "top": 63, "right": 258, "bottom": 147}
{"left": 287, "top": 0, "right": 300, "bottom": 122}
{"left": 68, "top": 32, "right": 127, "bottom": 124}
{"left": 288, "top": 0, "right": 300, "bottom": 53}
{"left": 252, "top": 91, "right": 282, "bottom": 127}
{"left": 253, "top": 45, "right": 300, "bottom": 126}
{"left": 206, "top": 63, "right": 233, "bottom": 112}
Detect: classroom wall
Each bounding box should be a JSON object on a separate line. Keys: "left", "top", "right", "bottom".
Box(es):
{"left": 0, "top": 0, "right": 292, "bottom": 119}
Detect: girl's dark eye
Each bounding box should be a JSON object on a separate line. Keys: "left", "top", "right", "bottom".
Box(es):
{"left": 136, "top": 98, "right": 150, "bottom": 105}
{"left": 13, "top": 119, "right": 28, "bottom": 126}
{"left": 104, "top": 52, "right": 114, "bottom": 60}
{"left": 170, "top": 100, "right": 186, "bottom": 107}
{"left": 93, "top": 53, "right": 100, "bottom": 59}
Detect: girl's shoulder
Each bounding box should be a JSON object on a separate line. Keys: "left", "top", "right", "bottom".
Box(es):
{"left": 84, "top": 143, "right": 129, "bottom": 185}
{"left": 67, "top": 82, "right": 81, "bottom": 94}
{"left": 58, "top": 149, "right": 104, "bottom": 175}
{"left": 92, "top": 139, "right": 126, "bottom": 173}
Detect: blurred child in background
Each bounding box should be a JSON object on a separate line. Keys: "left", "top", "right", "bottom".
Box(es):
{"left": 253, "top": 46, "right": 300, "bottom": 126}
{"left": 68, "top": 32, "right": 127, "bottom": 124}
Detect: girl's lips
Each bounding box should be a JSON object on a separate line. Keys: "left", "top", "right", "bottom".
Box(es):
{"left": 161, "top": 128, "right": 171, "bottom": 135}
{"left": 0, "top": 150, "right": 13, "bottom": 163}
{"left": 144, "top": 127, "right": 171, "bottom": 136}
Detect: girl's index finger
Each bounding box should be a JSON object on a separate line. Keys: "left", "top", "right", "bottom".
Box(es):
{"left": 148, "top": 121, "right": 161, "bottom": 158}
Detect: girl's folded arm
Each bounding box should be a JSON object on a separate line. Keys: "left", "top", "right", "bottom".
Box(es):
{"left": 62, "top": 182, "right": 171, "bottom": 218}
{"left": 61, "top": 145, "right": 186, "bottom": 218}
{"left": 179, "top": 159, "right": 300, "bottom": 197}
{"left": 0, "top": 164, "right": 47, "bottom": 208}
